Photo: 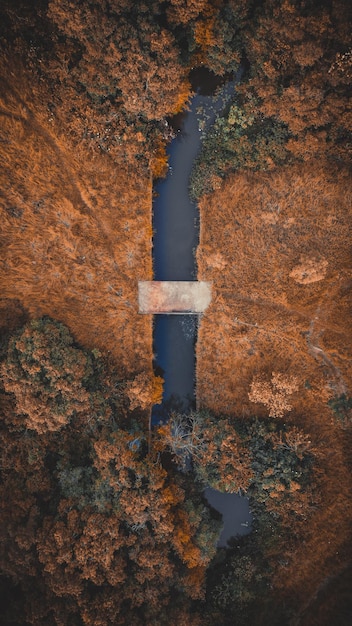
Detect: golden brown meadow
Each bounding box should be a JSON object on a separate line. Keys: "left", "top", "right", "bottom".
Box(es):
{"left": 197, "top": 162, "right": 351, "bottom": 415}
{"left": 0, "top": 58, "right": 153, "bottom": 378}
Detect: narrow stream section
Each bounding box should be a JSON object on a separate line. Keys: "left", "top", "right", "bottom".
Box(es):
{"left": 151, "top": 69, "right": 252, "bottom": 545}
{"left": 152, "top": 70, "right": 239, "bottom": 418}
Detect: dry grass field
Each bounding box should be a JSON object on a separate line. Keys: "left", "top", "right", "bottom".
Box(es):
{"left": 0, "top": 59, "right": 153, "bottom": 377}
{"left": 197, "top": 161, "right": 351, "bottom": 415}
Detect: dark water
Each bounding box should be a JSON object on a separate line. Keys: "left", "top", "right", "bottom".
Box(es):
{"left": 152, "top": 314, "right": 197, "bottom": 422}
{"left": 152, "top": 108, "right": 199, "bottom": 281}
{"left": 152, "top": 67, "right": 252, "bottom": 543}
{"left": 204, "top": 488, "right": 253, "bottom": 547}
{"left": 153, "top": 69, "right": 242, "bottom": 282}
{"left": 152, "top": 69, "right": 242, "bottom": 418}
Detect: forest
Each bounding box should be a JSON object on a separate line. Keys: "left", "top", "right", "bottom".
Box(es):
{"left": 0, "top": 1, "right": 351, "bottom": 625}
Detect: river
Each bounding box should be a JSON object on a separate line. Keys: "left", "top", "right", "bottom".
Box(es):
{"left": 151, "top": 68, "right": 252, "bottom": 545}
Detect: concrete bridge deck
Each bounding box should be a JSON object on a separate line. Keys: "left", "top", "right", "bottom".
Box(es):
{"left": 138, "top": 281, "right": 212, "bottom": 314}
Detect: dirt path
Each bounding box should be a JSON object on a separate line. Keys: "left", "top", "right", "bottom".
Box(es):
{"left": 307, "top": 308, "right": 347, "bottom": 396}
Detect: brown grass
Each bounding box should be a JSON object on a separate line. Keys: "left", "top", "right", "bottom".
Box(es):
{"left": 197, "top": 161, "right": 351, "bottom": 414}
{"left": 0, "top": 59, "right": 153, "bottom": 377}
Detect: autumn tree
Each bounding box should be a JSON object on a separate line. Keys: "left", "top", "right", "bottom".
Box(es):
{"left": 0, "top": 320, "right": 222, "bottom": 624}
{"left": 239, "top": 0, "right": 352, "bottom": 163}
{"left": 166, "top": 0, "right": 208, "bottom": 26}
{"left": 242, "top": 418, "right": 314, "bottom": 521}
{"left": 191, "top": 0, "right": 351, "bottom": 199}
{"left": 35, "top": 422, "right": 221, "bottom": 620}
{"left": 248, "top": 371, "right": 299, "bottom": 418}
{"left": 198, "top": 0, "right": 250, "bottom": 75}
{"left": 47, "top": 0, "right": 190, "bottom": 122}
{"left": 159, "top": 410, "right": 254, "bottom": 492}
{"left": 1, "top": 317, "right": 110, "bottom": 433}
{"left": 125, "top": 371, "right": 163, "bottom": 411}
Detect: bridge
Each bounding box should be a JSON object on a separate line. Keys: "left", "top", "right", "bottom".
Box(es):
{"left": 138, "top": 281, "right": 212, "bottom": 314}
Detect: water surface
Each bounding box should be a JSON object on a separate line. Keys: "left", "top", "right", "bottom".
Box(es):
{"left": 204, "top": 488, "right": 252, "bottom": 547}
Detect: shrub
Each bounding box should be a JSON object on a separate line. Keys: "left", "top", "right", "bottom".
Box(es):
{"left": 1, "top": 317, "right": 103, "bottom": 433}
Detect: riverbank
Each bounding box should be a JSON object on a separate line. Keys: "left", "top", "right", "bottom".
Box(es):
{"left": 151, "top": 69, "right": 243, "bottom": 417}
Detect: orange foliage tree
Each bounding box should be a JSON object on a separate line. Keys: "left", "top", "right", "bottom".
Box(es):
{"left": 1, "top": 317, "right": 109, "bottom": 433}
{"left": 248, "top": 371, "right": 299, "bottom": 418}
{"left": 47, "top": 0, "right": 190, "bottom": 122}
{"left": 0, "top": 319, "right": 221, "bottom": 624}
{"left": 125, "top": 371, "right": 163, "bottom": 411}
{"left": 238, "top": 0, "right": 352, "bottom": 163}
